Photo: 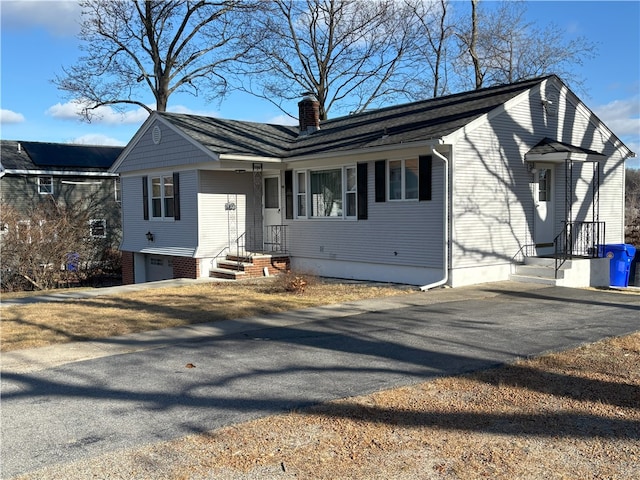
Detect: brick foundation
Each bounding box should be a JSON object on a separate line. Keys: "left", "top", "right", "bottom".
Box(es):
{"left": 121, "top": 251, "right": 135, "bottom": 285}
{"left": 172, "top": 256, "right": 199, "bottom": 279}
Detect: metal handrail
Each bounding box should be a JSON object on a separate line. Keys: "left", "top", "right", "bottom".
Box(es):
{"left": 510, "top": 243, "right": 536, "bottom": 274}
{"left": 211, "top": 231, "right": 249, "bottom": 272}
{"left": 263, "top": 225, "right": 288, "bottom": 253}
{"left": 554, "top": 221, "right": 605, "bottom": 278}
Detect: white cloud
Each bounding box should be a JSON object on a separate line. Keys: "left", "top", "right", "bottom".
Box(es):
{"left": 0, "top": 0, "right": 82, "bottom": 37}
{"left": 593, "top": 96, "right": 640, "bottom": 138}
{"left": 264, "top": 114, "right": 297, "bottom": 126}
{"left": 167, "top": 105, "right": 220, "bottom": 117}
{"left": 70, "top": 134, "right": 127, "bottom": 147}
{"left": 0, "top": 109, "right": 26, "bottom": 124}
{"left": 46, "top": 100, "right": 223, "bottom": 124}
{"left": 46, "top": 100, "right": 150, "bottom": 125}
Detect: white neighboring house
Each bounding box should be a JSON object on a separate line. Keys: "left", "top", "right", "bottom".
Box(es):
{"left": 111, "top": 75, "right": 634, "bottom": 287}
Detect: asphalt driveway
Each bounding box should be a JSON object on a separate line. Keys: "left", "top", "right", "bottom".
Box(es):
{"left": 1, "top": 281, "right": 639, "bottom": 478}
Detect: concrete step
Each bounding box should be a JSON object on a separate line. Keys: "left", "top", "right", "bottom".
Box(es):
{"left": 209, "top": 267, "right": 247, "bottom": 280}
{"left": 509, "top": 274, "right": 558, "bottom": 286}
{"left": 515, "top": 264, "right": 565, "bottom": 279}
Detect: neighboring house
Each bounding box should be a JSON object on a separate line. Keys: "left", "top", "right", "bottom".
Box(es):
{"left": 112, "top": 75, "right": 634, "bottom": 287}
{"left": 0, "top": 140, "right": 123, "bottom": 249}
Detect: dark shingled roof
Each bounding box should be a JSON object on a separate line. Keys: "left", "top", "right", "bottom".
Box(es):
{"left": 528, "top": 137, "right": 604, "bottom": 157}
{"left": 1, "top": 141, "right": 123, "bottom": 171}
{"left": 157, "top": 76, "right": 551, "bottom": 159}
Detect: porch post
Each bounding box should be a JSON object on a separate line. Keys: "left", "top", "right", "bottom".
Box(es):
{"left": 253, "top": 163, "right": 263, "bottom": 251}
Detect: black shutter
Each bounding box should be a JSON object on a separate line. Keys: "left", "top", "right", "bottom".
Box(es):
{"left": 357, "top": 162, "right": 368, "bottom": 219}
{"left": 284, "top": 170, "right": 293, "bottom": 219}
{"left": 173, "top": 172, "right": 180, "bottom": 220}
{"left": 374, "top": 160, "right": 386, "bottom": 202}
{"left": 419, "top": 155, "right": 432, "bottom": 201}
{"left": 142, "top": 176, "right": 149, "bottom": 220}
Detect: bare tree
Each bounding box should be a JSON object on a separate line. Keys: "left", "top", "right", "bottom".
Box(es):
{"left": 626, "top": 168, "right": 640, "bottom": 246}
{"left": 54, "top": 0, "right": 260, "bottom": 120}
{"left": 453, "top": 0, "right": 597, "bottom": 91}
{"left": 1, "top": 198, "right": 113, "bottom": 291}
{"left": 237, "top": 0, "right": 420, "bottom": 120}
{"left": 404, "top": 0, "right": 454, "bottom": 98}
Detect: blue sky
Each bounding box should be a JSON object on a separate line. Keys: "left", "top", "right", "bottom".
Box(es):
{"left": 1, "top": 0, "right": 639, "bottom": 168}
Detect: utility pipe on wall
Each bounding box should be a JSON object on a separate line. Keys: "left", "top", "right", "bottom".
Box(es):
{"left": 420, "top": 148, "right": 449, "bottom": 291}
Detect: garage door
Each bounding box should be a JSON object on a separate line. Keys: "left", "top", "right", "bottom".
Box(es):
{"left": 146, "top": 255, "right": 173, "bottom": 282}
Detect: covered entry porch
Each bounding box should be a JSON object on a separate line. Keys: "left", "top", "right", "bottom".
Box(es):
{"left": 511, "top": 139, "right": 610, "bottom": 286}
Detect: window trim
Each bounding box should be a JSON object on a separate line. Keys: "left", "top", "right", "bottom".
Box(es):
{"left": 89, "top": 218, "right": 107, "bottom": 238}
{"left": 38, "top": 176, "right": 54, "bottom": 195}
{"left": 294, "top": 165, "right": 358, "bottom": 220}
{"left": 387, "top": 158, "right": 419, "bottom": 201}
{"left": 148, "top": 174, "right": 176, "bottom": 221}
{"left": 114, "top": 178, "right": 121, "bottom": 203}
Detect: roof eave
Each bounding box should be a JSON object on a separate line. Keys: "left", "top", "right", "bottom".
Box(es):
{"left": 286, "top": 138, "right": 445, "bottom": 163}
{"left": 524, "top": 152, "right": 606, "bottom": 163}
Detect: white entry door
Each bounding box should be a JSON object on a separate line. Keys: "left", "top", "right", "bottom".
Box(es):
{"left": 263, "top": 175, "right": 281, "bottom": 226}
{"left": 534, "top": 166, "right": 555, "bottom": 253}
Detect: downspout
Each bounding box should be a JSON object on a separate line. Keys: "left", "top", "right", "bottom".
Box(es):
{"left": 420, "top": 148, "right": 449, "bottom": 291}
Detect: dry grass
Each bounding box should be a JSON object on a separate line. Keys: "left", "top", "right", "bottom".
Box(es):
{"left": 16, "top": 333, "right": 640, "bottom": 480}
{"left": 0, "top": 277, "right": 414, "bottom": 352}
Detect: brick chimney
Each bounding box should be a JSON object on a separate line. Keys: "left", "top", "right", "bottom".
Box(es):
{"left": 298, "top": 93, "right": 320, "bottom": 135}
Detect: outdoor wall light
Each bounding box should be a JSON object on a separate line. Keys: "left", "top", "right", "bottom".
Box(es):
{"left": 146, "top": 231, "right": 154, "bottom": 242}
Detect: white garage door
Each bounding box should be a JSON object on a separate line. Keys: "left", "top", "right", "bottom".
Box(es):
{"left": 146, "top": 255, "right": 173, "bottom": 282}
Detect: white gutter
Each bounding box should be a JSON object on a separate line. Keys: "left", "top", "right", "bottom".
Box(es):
{"left": 420, "top": 148, "right": 449, "bottom": 291}
{"left": 2, "top": 169, "right": 117, "bottom": 177}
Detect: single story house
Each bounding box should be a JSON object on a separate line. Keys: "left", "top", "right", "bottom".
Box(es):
{"left": 111, "top": 75, "right": 634, "bottom": 288}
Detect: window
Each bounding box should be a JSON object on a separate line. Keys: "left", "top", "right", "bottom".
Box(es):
{"left": 38, "top": 176, "right": 53, "bottom": 195}
{"left": 311, "top": 169, "right": 342, "bottom": 217}
{"left": 89, "top": 219, "right": 106, "bottom": 238}
{"left": 115, "top": 178, "right": 121, "bottom": 203}
{"left": 264, "top": 177, "right": 279, "bottom": 208}
{"left": 17, "top": 220, "right": 31, "bottom": 243}
{"left": 296, "top": 172, "right": 307, "bottom": 217}
{"left": 345, "top": 166, "right": 357, "bottom": 217}
{"left": 150, "top": 175, "right": 175, "bottom": 219}
{"left": 294, "top": 166, "right": 357, "bottom": 219}
{"left": 388, "top": 159, "right": 418, "bottom": 200}
{"left": 538, "top": 169, "right": 550, "bottom": 202}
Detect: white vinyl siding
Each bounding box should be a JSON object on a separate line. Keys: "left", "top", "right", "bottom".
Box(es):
{"left": 120, "top": 170, "right": 198, "bottom": 254}
{"left": 450, "top": 81, "right": 625, "bottom": 271}
{"left": 116, "top": 120, "right": 213, "bottom": 173}
{"left": 196, "top": 170, "right": 261, "bottom": 257}
{"left": 286, "top": 159, "right": 444, "bottom": 268}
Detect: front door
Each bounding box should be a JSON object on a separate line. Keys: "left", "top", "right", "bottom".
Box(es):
{"left": 263, "top": 175, "right": 281, "bottom": 226}
{"left": 534, "top": 165, "right": 555, "bottom": 254}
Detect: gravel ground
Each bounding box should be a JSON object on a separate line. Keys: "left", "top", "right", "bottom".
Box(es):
{"left": 11, "top": 332, "right": 640, "bottom": 480}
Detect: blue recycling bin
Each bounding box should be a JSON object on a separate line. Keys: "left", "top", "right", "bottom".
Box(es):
{"left": 66, "top": 252, "right": 80, "bottom": 272}
{"left": 602, "top": 244, "right": 636, "bottom": 287}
